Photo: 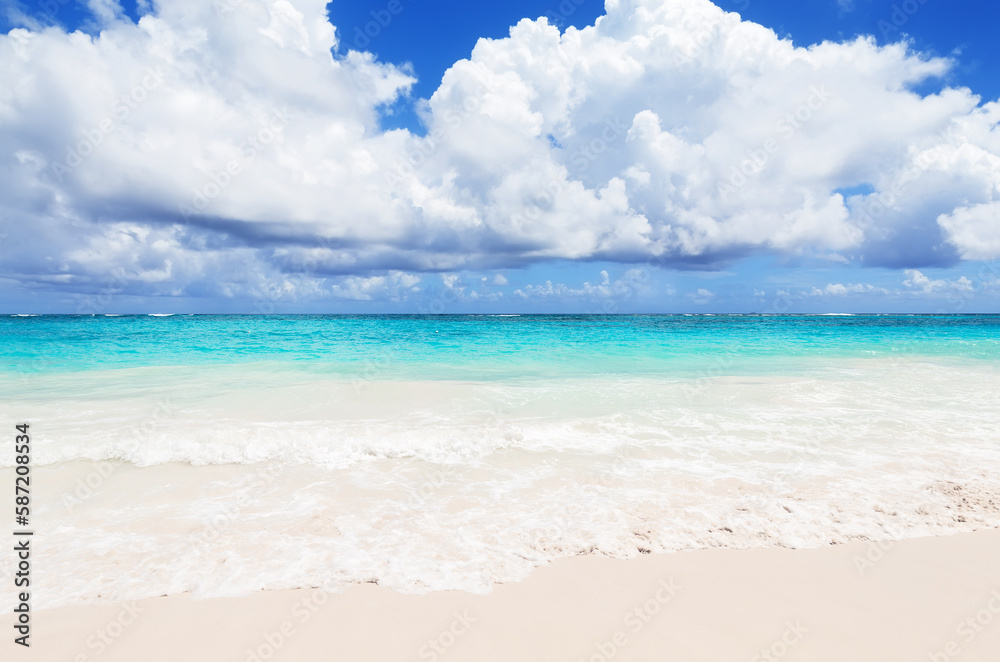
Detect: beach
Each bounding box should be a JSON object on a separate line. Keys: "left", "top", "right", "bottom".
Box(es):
{"left": 2, "top": 315, "right": 999, "bottom": 659}
{"left": 18, "top": 528, "right": 1000, "bottom": 661}
{"left": 4, "top": 0, "right": 1000, "bottom": 656}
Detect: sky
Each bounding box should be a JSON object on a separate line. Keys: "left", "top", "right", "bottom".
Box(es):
{"left": 0, "top": 0, "right": 998, "bottom": 313}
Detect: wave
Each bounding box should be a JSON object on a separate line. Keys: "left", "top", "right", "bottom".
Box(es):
{"left": 10, "top": 456, "right": 1000, "bottom": 611}
{"left": 3, "top": 364, "right": 999, "bottom": 610}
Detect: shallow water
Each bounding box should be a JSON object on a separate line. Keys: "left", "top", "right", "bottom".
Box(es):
{"left": 2, "top": 315, "right": 998, "bottom": 608}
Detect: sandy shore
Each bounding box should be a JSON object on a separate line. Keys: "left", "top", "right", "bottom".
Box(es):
{"left": 14, "top": 528, "right": 1000, "bottom": 661}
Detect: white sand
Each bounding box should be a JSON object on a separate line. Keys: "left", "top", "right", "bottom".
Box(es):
{"left": 14, "top": 528, "right": 1000, "bottom": 661}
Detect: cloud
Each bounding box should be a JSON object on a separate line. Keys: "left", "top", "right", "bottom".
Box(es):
{"left": 688, "top": 288, "right": 715, "bottom": 304}
{"left": 86, "top": 0, "right": 125, "bottom": 26}
{"left": 902, "top": 269, "right": 973, "bottom": 295}
{"left": 1, "top": 0, "right": 999, "bottom": 305}
{"left": 512, "top": 268, "right": 653, "bottom": 303}
{"left": 938, "top": 200, "right": 1000, "bottom": 261}
{"left": 807, "top": 283, "right": 889, "bottom": 296}
{"left": 328, "top": 271, "right": 422, "bottom": 301}
{"left": 835, "top": 0, "right": 855, "bottom": 13}
{"left": 513, "top": 270, "right": 613, "bottom": 300}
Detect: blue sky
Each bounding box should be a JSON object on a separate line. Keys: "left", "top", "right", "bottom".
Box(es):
{"left": 0, "top": 0, "right": 998, "bottom": 313}
{"left": 324, "top": 0, "right": 1000, "bottom": 132}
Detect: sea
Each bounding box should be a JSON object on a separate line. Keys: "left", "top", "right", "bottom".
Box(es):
{"left": 1, "top": 314, "right": 999, "bottom": 609}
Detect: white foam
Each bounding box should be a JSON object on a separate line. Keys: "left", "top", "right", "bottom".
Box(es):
{"left": 3, "top": 358, "right": 999, "bottom": 609}
{"left": 6, "top": 452, "right": 998, "bottom": 611}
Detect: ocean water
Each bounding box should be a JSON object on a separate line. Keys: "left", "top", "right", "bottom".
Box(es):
{"left": 1, "top": 314, "right": 999, "bottom": 608}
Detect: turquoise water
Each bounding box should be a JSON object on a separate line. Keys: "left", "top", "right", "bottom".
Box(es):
{"left": 2, "top": 314, "right": 999, "bottom": 608}
{"left": 3, "top": 314, "right": 998, "bottom": 378}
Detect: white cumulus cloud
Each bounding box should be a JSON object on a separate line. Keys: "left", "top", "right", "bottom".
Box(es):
{"left": 808, "top": 283, "right": 889, "bottom": 296}
{"left": 902, "top": 269, "right": 973, "bottom": 295}
{"left": 1, "top": 0, "right": 999, "bottom": 305}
